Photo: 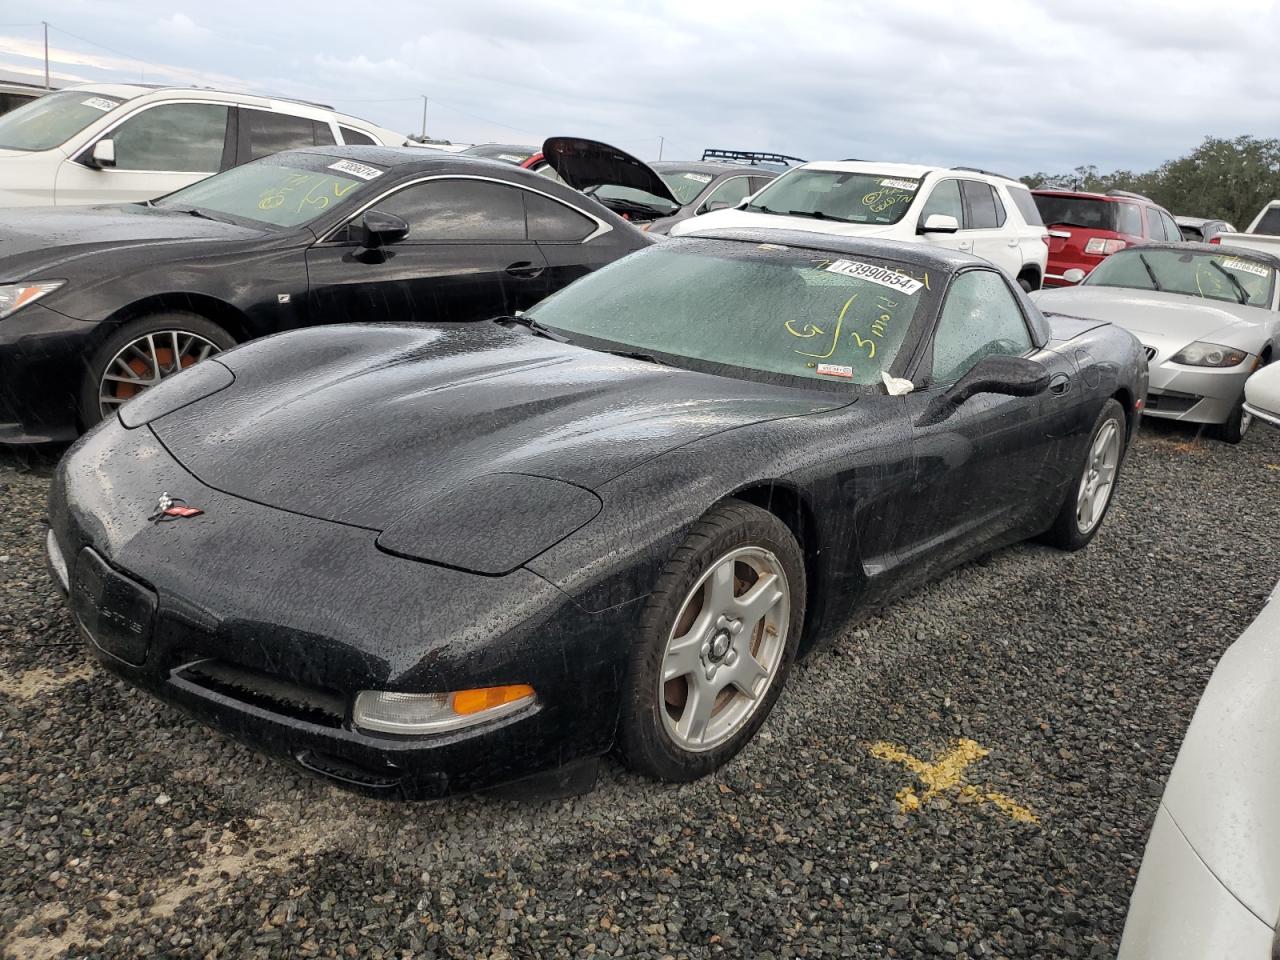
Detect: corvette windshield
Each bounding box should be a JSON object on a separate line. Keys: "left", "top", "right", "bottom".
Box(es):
{"left": 1086, "top": 248, "right": 1275, "bottom": 308}
{"left": 154, "top": 154, "right": 377, "bottom": 228}
{"left": 526, "top": 239, "right": 934, "bottom": 386}
{"left": 747, "top": 170, "right": 922, "bottom": 224}
{"left": 0, "top": 90, "right": 124, "bottom": 151}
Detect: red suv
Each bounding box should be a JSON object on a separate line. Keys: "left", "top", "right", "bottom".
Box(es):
{"left": 1032, "top": 189, "right": 1183, "bottom": 286}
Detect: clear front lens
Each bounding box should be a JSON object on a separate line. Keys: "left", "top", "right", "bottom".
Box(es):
{"left": 352, "top": 686, "right": 535, "bottom": 736}
{"left": 0, "top": 281, "right": 65, "bottom": 319}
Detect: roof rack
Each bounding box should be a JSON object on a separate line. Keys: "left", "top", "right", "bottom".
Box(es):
{"left": 701, "top": 149, "right": 806, "bottom": 167}
{"left": 951, "top": 165, "right": 1017, "bottom": 182}
{"left": 1106, "top": 188, "right": 1153, "bottom": 203}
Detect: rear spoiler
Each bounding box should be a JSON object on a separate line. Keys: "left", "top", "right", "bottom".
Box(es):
{"left": 701, "top": 149, "right": 806, "bottom": 167}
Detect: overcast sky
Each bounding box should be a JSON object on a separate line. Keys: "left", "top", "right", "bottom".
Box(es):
{"left": 1, "top": 0, "right": 1273, "bottom": 174}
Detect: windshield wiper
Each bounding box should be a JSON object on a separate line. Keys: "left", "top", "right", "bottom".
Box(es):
{"left": 604, "top": 350, "right": 671, "bottom": 366}
{"left": 1208, "top": 260, "right": 1250, "bottom": 304}
{"left": 785, "top": 209, "right": 852, "bottom": 222}
{"left": 746, "top": 203, "right": 782, "bottom": 214}
{"left": 493, "top": 314, "right": 569, "bottom": 342}
{"left": 1137, "top": 253, "right": 1164, "bottom": 292}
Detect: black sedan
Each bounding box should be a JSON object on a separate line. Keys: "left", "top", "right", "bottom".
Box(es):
{"left": 47, "top": 230, "right": 1147, "bottom": 798}
{"left": 0, "top": 145, "right": 646, "bottom": 444}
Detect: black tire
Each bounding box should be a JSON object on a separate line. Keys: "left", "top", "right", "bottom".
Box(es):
{"left": 1212, "top": 393, "right": 1254, "bottom": 444}
{"left": 617, "top": 499, "right": 806, "bottom": 781}
{"left": 79, "top": 312, "right": 235, "bottom": 428}
{"left": 1040, "top": 399, "right": 1127, "bottom": 551}
{"left": 1018, "top": 274, "right": 1038, "bottom": 293}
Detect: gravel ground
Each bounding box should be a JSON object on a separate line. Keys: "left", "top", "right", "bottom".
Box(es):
{"left": 2, "top": 420, "right": 1279, "bottom": 960}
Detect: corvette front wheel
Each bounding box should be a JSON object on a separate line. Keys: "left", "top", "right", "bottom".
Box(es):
{"left": 618, "top": 499, "right": 806, "bottom": 781}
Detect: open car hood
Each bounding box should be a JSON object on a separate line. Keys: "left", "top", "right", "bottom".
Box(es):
{"left": 541, "top": 137, "right": 680, "bottom": 206}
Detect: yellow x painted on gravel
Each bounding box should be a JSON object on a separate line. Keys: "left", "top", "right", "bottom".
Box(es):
{"left": 868, "top": 738, "right": 1039, "bottom": 824}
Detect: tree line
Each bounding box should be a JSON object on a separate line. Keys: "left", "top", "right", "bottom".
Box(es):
{"left": 1019, "top": 135, "right": 1280, "bottom": 227}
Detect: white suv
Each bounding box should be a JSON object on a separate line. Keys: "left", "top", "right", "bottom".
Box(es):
{"left": 669, "top": 160, "right": 1050, "bottom": 289}
{"left": 0, "top": 83, "right": 407, "bottom": 207}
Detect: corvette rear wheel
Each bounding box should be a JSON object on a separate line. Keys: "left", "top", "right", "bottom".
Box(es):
{"left": 618, "top": 499, "right": 805, "bottom": 781}
{"left": 1040, "top": 398, "right": 1126, "bottom": 551}
{"left": 81, "top": 313, "right": 234, "bottom": 426}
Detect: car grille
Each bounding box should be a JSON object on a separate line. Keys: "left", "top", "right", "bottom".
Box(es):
{"left": 173, "top": 659, "right": 346, "bottom": 728}
{"left": 1143, "top": 345, "right": 1158, "bottom": 362}
{"left": 1145, "top": 390, "right": 1200, "bottom": 414}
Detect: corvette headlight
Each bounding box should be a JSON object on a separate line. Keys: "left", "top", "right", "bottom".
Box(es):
{"left": 352, "top": 685, "right": 536, "bottom": 735}
{"left": 0, "top": 281, "right": 65, "bottom": 319}
{"left": 1170, "top": 342, "right": 1249, "bottom": 367}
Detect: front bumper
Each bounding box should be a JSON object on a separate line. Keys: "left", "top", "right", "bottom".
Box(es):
{"left": 1118, "top": 804, "right": 1274, "bottom": 958}
{"left": 1141, "top": 356, "right": 1253, "bottom": 425}
{"left": 0, "top": 301, "right": 98, "bottom": 444}
{"left": 48, "top": 423, "right": 635, "bottom": 797}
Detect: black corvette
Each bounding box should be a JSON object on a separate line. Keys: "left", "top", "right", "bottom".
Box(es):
{"left": 0, "top": 145, "right": 646, "bottom": 443}
{"left": 48, "top": 230, "right": 1147, "bottom": 798}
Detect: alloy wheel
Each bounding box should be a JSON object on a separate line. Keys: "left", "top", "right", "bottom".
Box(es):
{"left": 659, "top": 546, "right": 790, "bottom": 752}
{"left": 1076, "top": 418, "right": 1121, "bottom": 534}
{"left": 98, "top": 330, "right": 221, "bottom": 418}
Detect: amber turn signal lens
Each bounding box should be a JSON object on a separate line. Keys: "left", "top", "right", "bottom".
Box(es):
{"left": 451, "top": 684, "right": 535, "bottom": 715}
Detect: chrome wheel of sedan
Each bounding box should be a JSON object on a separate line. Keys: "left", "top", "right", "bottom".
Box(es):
{"left": 1076, "top": 417, "right": 1121, "bottom": 534}
{"left": 659, "top": 546, "right": 790, "bottom": 752}
{"left": 98, "top": 330, "right": 221, "bottom": 418}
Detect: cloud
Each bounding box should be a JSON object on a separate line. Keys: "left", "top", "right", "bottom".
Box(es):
{"left": 152, "top": 13, "right": 212, "bottom": 42}
{"left": 2, "top": 0, "right": 1279, "bottom": 174}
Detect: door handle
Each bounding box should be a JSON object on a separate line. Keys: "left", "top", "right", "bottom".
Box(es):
{"left": 1007, "top": 239, "right": 1019, "bottom": 247}
{"left": 505, "top": 261, "right": 545, "bottom": 279}
{"left": 1048, "top": 372, "right": 1072, "bottom": 396}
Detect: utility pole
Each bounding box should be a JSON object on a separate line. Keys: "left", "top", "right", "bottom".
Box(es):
{"left": 421, "top": 95, "right": 428, "bottom": 140}
{"left": 658, "top": 136, "right": 664, "bottom": 160}
{"left": 43, "top": 21, "right": 49, "bottom": 89}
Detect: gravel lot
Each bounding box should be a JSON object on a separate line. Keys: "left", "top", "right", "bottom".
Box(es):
{"left": 2, "top": 421, "right": 1278, "bottom": 960}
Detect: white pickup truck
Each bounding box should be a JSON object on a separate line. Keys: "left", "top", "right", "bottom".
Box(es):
{"left": 1211, "top": 202, "right": 1280, "bottom": 254}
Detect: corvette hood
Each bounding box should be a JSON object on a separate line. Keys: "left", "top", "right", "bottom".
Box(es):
{"left": 151, "top": 323, "right": 844, "bottom": 529}
{"left": 1031, "top": 286, "right": 1268, "bottom": 348}
{"left": 0, "top": 204, "right": 264, "bottom": 278}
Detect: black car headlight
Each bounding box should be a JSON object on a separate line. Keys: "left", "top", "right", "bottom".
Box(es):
{"left": 117, "top": 358, "right": 235, "bottom": 428}
{"left": 352, "top": 686, "right": 536, "bottom": 735}
{"left": 0, "top": 281, "right": 65, "bottom": 319}
{"left": 1170, "top": 341, "right": 1249, "bottom": 367}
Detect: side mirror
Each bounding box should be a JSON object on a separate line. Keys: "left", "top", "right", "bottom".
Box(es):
{"left": 349, "top": 210, "right": 409, "bottom": 249}
{"left": 945, "top": 354, "right": 1049, "bottom": 406}
{"left": 918, "top": 213, "right": 959, "bottom": 235}
{"left": 90, "top": 139, "right": 116, "bottom": 169}
{"left": 704, "top": 200, "right": 733, "bottom": 213}
{"left": 1063, "top": 268, "right": 1086, "bottom": 284}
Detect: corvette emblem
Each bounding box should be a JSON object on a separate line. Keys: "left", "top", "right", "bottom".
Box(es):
{"left": 148, "top": 492, "right": 203, "bottom": 523}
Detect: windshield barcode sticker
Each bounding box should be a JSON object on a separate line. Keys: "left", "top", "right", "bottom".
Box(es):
{"left": 327, "top": 160, "right": 383, "bottom": 181}
{"left": 1219, "top": 257, "right": 1268, "bottom": 278}
{"left": 824, "top": 259, "right": 924, "bottom": 295}
{"left": 683, "top": 172, "right": 713, "bottom": 183}
{"left": 81, "top": 97, "right": 118, "bottom": 112}
{"left": 879, "top": 178, "right": 919, "bottom": 191}
{"left": 817, "top": 364, "right": 854, "bottom": 379}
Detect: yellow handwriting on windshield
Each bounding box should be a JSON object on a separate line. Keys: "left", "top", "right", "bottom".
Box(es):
{"left": 861, "top": 189, "right": 910, "bottom": 213}
{"left": 785, "top": 320, "right": 825, "bottom": 338}
{"left": 790, "top": 295, "right": 857, "bottom": 359}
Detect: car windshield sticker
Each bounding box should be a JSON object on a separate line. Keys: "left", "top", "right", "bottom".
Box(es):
{"left": 1219, "top": 257, "right": 1269, "bottom": 278}
{"left": 81, "top": 97, "right": 118, "bottom": 112}
{"left": 498, "top": 154, "right": 525, "bottom": 163}
{"left": 879, "top": 178, "right": 919, "bottom": 191}
{"left": 683, "top": 172, "right": 714, "bottom": 183}
{"left": 817, "top": 363, "right": 853, "bottom": 378}
{"left": 327, "top": 160, "right": 384, "bottom": 181}
{"left": 824, "top": 259, "right": 924, "bottom": 295}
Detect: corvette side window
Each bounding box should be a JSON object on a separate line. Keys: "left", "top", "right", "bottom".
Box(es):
{"left": 368, "top": 179, "right": 527, "bottom": 242}
{"left": 931, "top": 271, "right": 1032, "bottom": 385}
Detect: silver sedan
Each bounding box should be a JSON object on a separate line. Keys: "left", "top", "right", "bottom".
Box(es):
{"left": 1033, "top": 243, "right": 1279, "bottom": 443}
